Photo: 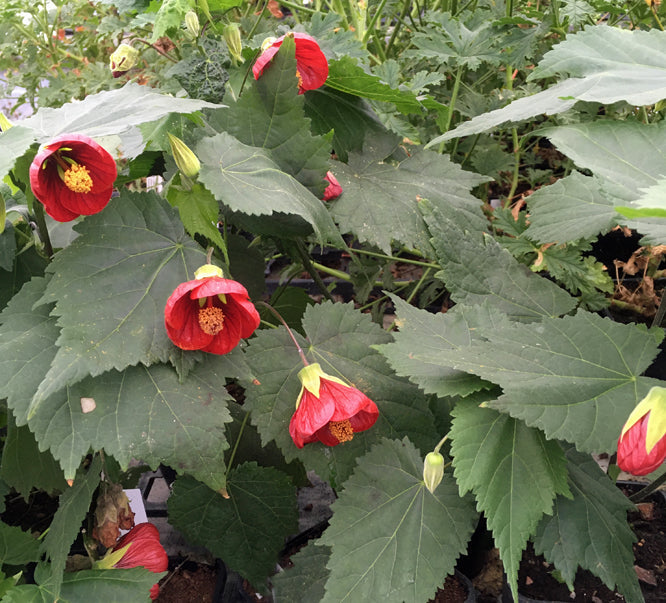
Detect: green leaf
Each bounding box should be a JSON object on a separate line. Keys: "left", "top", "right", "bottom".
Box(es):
{"left": 326, "top": 56, "right": 435, "bottom": 114}
{"left": 27, "top": 359, "right": 233, "bottom": 490}
{"left": 0, "top": 277, "right": 59, "bottom": 425}
{"left": 0, "top": 416, "right": 67, "bottom": 497}
{"left": 304, "top": 88, "right": 390, "bottom": 163}
{"left": 272, "top": 543, "right": 331, "bottom": 603}
{"left": 32, "top": 190, "right": 208, "bottom": 412}
{"left": 450, "top": 402, "right": 571, "bottom": 600}
{"left": 560, "top": 0, "right": 596, "bottom": 28}
{"left": 58, "top": 567, "right": 164, "bottom": 603}
{"left": 524, "top": 172, "right": 617, "bottom": 244}
{"left": 38, "top": 455, "right": 102, "bottom": 598}
{"left": 320, "top": 438, "right": 478, "bottom": 603}
{"left": 376, "top": 295, "right": 504, "bottom": 397}
{"left": 329, "top": 138, "right": 489, "bottom": 254}
{"left": 197, "top": 132, "right": 342, "bottom": 246}
{"left": 0, "top": 126, "right": 36, "bottom": 181}
{"left": 243, "top": 301, "right": 438, "bottom": 485}
{"left": 429, "top": 25, "right": 666, "bottom": 143}
{"left": 168, "top": 466, "right": 298, "bottom": 586}
{"left": 0, "top": 522, "right": 40, "bottom": 566}
{"left": 209, "top": 35, "right": 332, "bottom": 197}
{"left": 533, "top": 446, "right": 642, "bottom": 603}
{"left": 432, "top": 311, "right": 664, "bottom": 452}
{"left": 150, "top": 0, "right": 192, "bottom": 41}
{"left": 21, "top": 83, "right": 221, "bottom": 157}
{"left": 422, "top": 201, "right": 577, "bottom": 320}
{"left": 166, "top": 40, "right": 229, "bottom": 103}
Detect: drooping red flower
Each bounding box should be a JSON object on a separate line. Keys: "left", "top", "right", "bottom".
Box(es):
{"left": 112, "top": 523, "right": 168, "bottom": 601}
{"left": 617, "top": 386, "right": 666, "bottom": 476}
{"left": 253, "top": 32, "right": 328, "bottom": 94}
{"left": 164, "top": 264, "right": 261, "bottom": 355}
{"left": 289, "top": 362, "right": 379, "bottom": 448}
{"left": 29, "top": 133, "right": 117, "bottom": 222}
{"left": 323, "top": 171, "right": 342, "bottom": 201}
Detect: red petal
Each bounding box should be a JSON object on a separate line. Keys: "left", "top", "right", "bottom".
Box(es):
{"left": 289, "top": 389, "right": 335, "bottom": 448}
{"left": 320, "top": 378, "right": 378, "bottom": 425}
{"left": 617, "top": 416, "right": 666, "bottom": 475}
{"left": 113, "top": 523, "right": 168, "bottom": 574}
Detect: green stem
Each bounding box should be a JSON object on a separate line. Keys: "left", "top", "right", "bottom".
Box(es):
{"left": 652, "top": 4, "right": 665, "bottom": 30}
{"left": 310, "top": 261, "right": 350, "bottom": 281}
{"left": 258, "top": 301, "right": 309, "bottom": 365}
{"left": 506, "top": 128, "right": 521, "bottom": 202}
{"left": 350, "top": 247, "right": 438, "bottom": 268}
{"left": 32, "top": 201, "right": 54, "bottom": 258}
{"left": 225, "top": 411, "right": 249, "bottom": 480}
{"left": 405, "top": 267, "right": 432, "bottom": 304}
{"left": 438, "top": 65, "right": 465, "bottom": 153}
{"left": 651, "top": 286, "right": 666, "bottom": 328}
{"left": 294, "top": 239, "right": 335, "bottom": 301}
{"left": 384, "top": 0, "right": 412, "bottom": 57}
{"left": 629, "top": 471, "right": 666, "bottom": 503}
{"left": 275, "top": 0, "right": 318, "bottom": 13}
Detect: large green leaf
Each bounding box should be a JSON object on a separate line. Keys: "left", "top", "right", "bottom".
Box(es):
{"left": 0, "top": 522, "right": 41, "bottom": 566}
{"left": 533, "top": 446, "right": 642, "bottom": 603}
{"left": 209, "top": 35, "right": 332, "bottom": 197}
{"left": 449, "top": 402, "right": 571, "bottom": 601}
{"left": 328, "top": 137, "right": 488, "bottom": 254}
{"left": 429, "top": 25, "right": 666, "bottom": 143}
{"left": 242, "top": 301, "right": 438, "bottom": 486}
{"left": 0, "top": 277, "right": 59, "bottom": 425}
{"left": 30, "top": 190, "right": 208, "bottom": 414}
{"left": 38, "top": 455, "right": 102, "bottom": 598}
{"left": 27, "top": 358, "right": 233, "bottom": 490}
{"left": 271, "top": 543, "right": 331, "bottom": 603}
{"left": 376, "top": 295, "right": 504, "bottom": 397}
{"left": 431, "top": 310, "right": 663, "bottom": 452}
{"left": 422, "top": 201, "right": 577, "bottom": 320}
{"left": 0, "top": 416, "right": 67, "bottom": 497}
{"left": 58, "top": 567, "right": 164, "bottom": 603}
{"left": 197, "top": 131, "right": 341, "bottom": 245}
{"left": 523, "top": 172, "right": 618, "bottom": 244}
{"left": 320, "top": 438, "right": 478, "bottom": 603}
{"left": 168, "top": 466, "right": 298, "bottom": 587}
{"left": 0, "top": 126, "right": 37, "bottom": 181}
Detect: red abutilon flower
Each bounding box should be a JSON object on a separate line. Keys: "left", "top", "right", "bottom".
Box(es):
{"left": 617, "top": 386, "right": 666, "bottom": 476}
{"left": 164, "top": 264, "right": 261, "bottom": 355}
{"left": 112, "top": 523, "right": 168, "bottom": 601}
{"left": 289, "top": 362, "right": 379, "bottom": 448}
{"left": 252, "top": 32, "right": 328, "bottom": 94}
{"left": 323, "top": 171, "right": 342, "bottom": 201}
{"left": 29, "top": 133, "right": 117, "bottom": 222}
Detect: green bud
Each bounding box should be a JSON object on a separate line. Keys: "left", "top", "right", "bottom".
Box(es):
{"left": 168, "top": 133, "right": 201, "bottom": 179}
{"left": 223, "top": 23, "right": 244, "bottom": 64}
{"left": 185, "top": 10, "right": 200, "bottom": 38}
{"left": 423, "top": 451, "right": 444, "bottom": 494}
{"left": 0, "top": 113, "right": 13, "bottom": 132}
{"left": 109, "top": 43, "right": 139, "bottom": 76}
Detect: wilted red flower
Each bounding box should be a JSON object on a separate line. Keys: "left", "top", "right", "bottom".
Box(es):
{"left": 113, "top": 523, "right": 168, "bottom": 600}
{"left": 164, "top": 264, "right": 260, "bottom": 355}
{"left": 253, "top": 32, "right": 328, "bottom": 94}
{"left": 29, "top": 133, "right": 117, "bottom": 222}
{"left": 289, "top": 362, "right": 379, "bottom": 448}
{"left": 323, "top": 171, "right": 342, "bottom": 201}
{"left": 617, "top": 386, "right": 666, "bottom": 476}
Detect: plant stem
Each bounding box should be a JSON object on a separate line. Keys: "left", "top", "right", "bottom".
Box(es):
{"left": 258, "top": 301, "right": 309, "bottom": 365}
{"left": 32, "top": 201, "right": 54, "bottom": 258}
{"left": 225, "top": 410, "right": 249, "bottom": 480}
{"left": 294, "top": 239, "right": 335, "bottom": 301}
{"left": 384, "top": 0, "right": 412, "bottom": 57}
{"left": 506, "top": 128, "right": 521, "bottom": 202}
{"left": 651, "top": 287, "right": 666, "bottom": 328}
{"left": 629, "top": 471, "right": 666, "bottom": 503}
{"left": 438, "top": 65, "right": 464, "bottom": 153}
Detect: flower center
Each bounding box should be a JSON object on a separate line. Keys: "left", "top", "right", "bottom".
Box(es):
{"left": 296, "top": 69, "right": 303, "bottom": 89}
{"left": 63, "top": 163, "right": 94, "bottom": 193}
{"left": 329, "top": 419, "right": 354, "bottom": 443}
{"left": 198, "top": 306, "right": 225, "bottom": 335}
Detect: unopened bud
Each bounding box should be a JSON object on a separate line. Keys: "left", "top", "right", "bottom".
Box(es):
{"left": 185, "top": 11, "right": 200, "bottom": 38}
{"left": 223, "top": 23, "right": 244, "bottom": 64}
{"left": 423, "top": 451, "right": 444, "bottom": 494}
{"left": 0, "top": 113, "right": 13, "bottom": 132}
{"left": 168, "top": 133, "right": 200, "bottom": 178}
{"left": 109, "top": 43, "right": 139, "bottom": 78}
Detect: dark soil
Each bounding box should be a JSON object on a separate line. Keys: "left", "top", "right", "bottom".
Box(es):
{"left": 155, "top": 560, "right": 217, "bottom": 603}
{"left": 428, "top": 572, "right": 474, "bottom": 602}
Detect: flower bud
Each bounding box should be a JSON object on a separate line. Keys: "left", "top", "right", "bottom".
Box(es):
{"left": 223, "top": 23, "right": 244, "bottom": 64}
{"left": 168, "top": 133, "right": 200, "bottom": 178}
{"left": 0, "top": 113, "right": 13, "bottom": 132}
{"left": 109, "top": 43, "right": 139, "bottom": 78}
{"left": 423, "top": 451, "right": 444, "bottom": 494}
{"left": 185, "top": 10, "right": 200, "bottom": 38}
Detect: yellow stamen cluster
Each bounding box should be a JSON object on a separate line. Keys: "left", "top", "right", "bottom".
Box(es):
{"left": 296, "top": 69, "right": 303, "bottom": 89}
{"left": 329, "top": 419, "right": 354, "bottom": 443}
{"left": 198, "top": 306, "right": 225, "bottom": 335}
{"left": 63, "top": 164, "right": 94, "bottom": 193}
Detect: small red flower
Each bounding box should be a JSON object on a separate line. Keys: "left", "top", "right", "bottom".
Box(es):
{"left": 289, "top": 362, "right": 379, "bottom": 448}
{"left": 253, "top": 32, "right": 328, "bottom": 94}
{"left": 112, "top": 523, "right": 168, "bottom": 601}
{"left": 323, "top": 171, "right": 342, "bottom": 201}
{"left": 164, "top": 264, "right": 261, "bottom": 355}
{"left": 617, "top": 386, "right": 666, "bottom": 476}
{"left": 29, "top": 133, "right": 117, "bottom": 222}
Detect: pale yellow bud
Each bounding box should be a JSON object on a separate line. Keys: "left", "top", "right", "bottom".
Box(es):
{"left": 168, "top": 133, "right": 201, "bottom": 179}
{"left": 185, "top": 11, "right": 200, "bottom": 38}
{"left": 423, "top": 451, "right": 444, "bottom": 494}
{"left": 109, "top": 43, "right": 139, "bottom": 76}
{"left": 223, "top": 23, "right": 244, "bottom": 64}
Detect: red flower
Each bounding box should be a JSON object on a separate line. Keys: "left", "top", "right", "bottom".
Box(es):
{"left": 617, "top": 386, "right": 666, "bottom": 476}
{"left": 29, "top": 134, "right": 117, "bottom": 222}
{"left": 253, "top": 32, "right": 328, "bottom": 94}
{"left": 112, "top": 523, "right": 168, "bottom": 601}
{"left": 289, "top": 362, "right": 379, "bottom": 448}
{"left": 323, "top": 171, "right": 342, "bottom": 201}
{"left": 164, "top": 264, "right": 260, "bottom": 355}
